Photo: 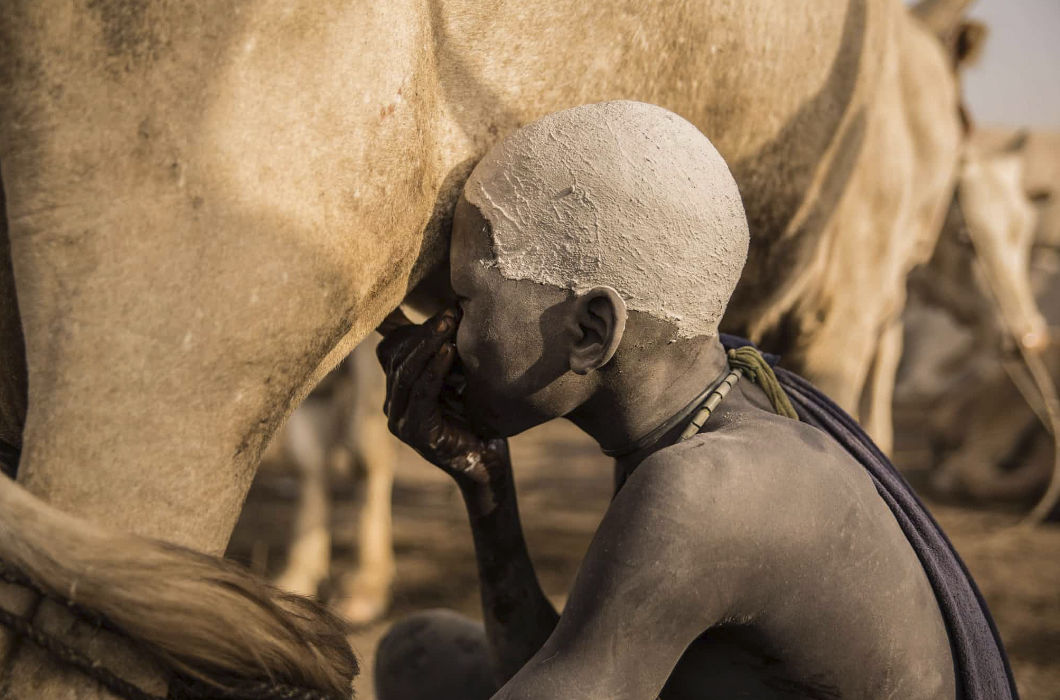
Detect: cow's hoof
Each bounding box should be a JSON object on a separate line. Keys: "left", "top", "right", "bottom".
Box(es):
{"left": 274, "top": 569, "right": 325, "bottom": 598}
{"left": 334, "top": 570, "right": 392, "bottom": 625}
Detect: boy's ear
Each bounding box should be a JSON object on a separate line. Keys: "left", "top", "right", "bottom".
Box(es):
{"left": 570, "top": 286, "right": 627, "bottom": 375}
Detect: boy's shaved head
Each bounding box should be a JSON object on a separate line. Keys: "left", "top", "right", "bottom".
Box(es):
{"left": 463, "top": 100, "right": 749, "bottom": 338}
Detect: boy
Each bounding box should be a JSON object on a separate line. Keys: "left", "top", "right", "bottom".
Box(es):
{"left": 373, "top": 101, "right": 1013, "bottom": 699}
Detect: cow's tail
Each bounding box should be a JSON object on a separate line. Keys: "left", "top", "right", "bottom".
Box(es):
{"left": 1013, "top": 348, "right": 1060, "bottom": 524}
{"left": 0, "top": 473, "right": 358, "bottom": 697}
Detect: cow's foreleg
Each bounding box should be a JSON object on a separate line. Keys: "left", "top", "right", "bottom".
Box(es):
{"left": 794, "top": 303, "right": 880, "bottom": 424}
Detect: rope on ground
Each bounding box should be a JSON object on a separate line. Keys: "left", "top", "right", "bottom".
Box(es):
{"left": 0, "top": 603, "right": 163, "bottom": 700}
{"left": 0, "top": 561, "right": 347, "bottom": 700}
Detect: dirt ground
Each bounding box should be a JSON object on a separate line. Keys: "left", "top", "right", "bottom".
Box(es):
{"left": 228, "top": 419, "right": 1060, "bottom": 700}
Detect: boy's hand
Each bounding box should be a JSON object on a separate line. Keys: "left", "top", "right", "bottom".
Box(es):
{"left": 376, "top": 308, "right": 511, "bottom": 496}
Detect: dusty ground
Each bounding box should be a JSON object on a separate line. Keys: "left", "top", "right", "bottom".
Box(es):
{"left": 229, "top": 419, "right": 1060, "bottom": 700}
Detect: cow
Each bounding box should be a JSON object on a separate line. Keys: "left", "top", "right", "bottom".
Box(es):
{"left": 898, "top": 128, "right": 1059, "bottom": 517}
{"left": 264, "top": 336, "right": 398, "bottom": 625}
{"left": 0, "top": 0, "right": 969, "bottom": 696}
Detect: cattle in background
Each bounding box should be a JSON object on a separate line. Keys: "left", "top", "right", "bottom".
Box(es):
{"left": 897, "top": 128, "right": 1058, "bottom": 515}
{"left": 260, "top": 337, "right": 397, "bottom": 625}
{"left": 721, "top": 0, "right": 981, "bottom": 456}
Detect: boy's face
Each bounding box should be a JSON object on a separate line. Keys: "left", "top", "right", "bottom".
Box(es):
{"left": 449, "top": 196, "right": 590, "bottom": 437}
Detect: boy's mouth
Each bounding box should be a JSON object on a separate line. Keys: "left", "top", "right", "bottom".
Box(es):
{"left": 440, "top": 356, "right": 505, "bottom": 438}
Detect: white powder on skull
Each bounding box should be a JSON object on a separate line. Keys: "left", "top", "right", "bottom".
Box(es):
{"left": 463, "top": 100, "right": 750, "bottom": 338}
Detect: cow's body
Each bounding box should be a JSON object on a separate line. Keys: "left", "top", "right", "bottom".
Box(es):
{"left": 0, "top": 0, "right": 962, "bottom": 696}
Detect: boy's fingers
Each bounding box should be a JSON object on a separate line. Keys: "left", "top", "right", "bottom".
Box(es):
{"left": 376, "top": 308, "right": 414, "bottom": 336}
{"left": 413, "top": 344, "right": 457, "bottom": 411}
{"left": 378, "top": 307, "right": 455, "bottom": 372}
{"left": 387, "top": 310, "right": 457, "bottom": 421}
{"left": 379, "top": 328, "right": 424, "bottom": 414}
{"left": 391, "top": 344, "right": 454, "bottom": 449}
{"left": 379, "top": 308, "right": 454, "bottom": 413}
{"left": 404, "top": 344, "right": 458, "bottom": 450}
{"left": 377, "top": 323, "right": 426, "bottom": 377}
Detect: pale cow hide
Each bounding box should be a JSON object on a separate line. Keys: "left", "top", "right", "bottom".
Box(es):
{"left": 0, "top": 0, "right": 967, "bottom": 696}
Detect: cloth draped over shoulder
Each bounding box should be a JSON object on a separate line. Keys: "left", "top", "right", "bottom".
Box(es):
{"left": 718, "top": 334, "right": 1018, "bottom": 700}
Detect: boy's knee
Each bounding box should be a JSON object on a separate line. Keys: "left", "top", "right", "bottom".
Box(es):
{"left": 374, "top": 609, "right": 497, "bottom": 700}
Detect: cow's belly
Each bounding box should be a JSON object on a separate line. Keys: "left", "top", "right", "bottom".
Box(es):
{"left": 1, "top": 0, "right": 441, "bottom": 552}
{"left": 0, "top": 0, "right": 882, "bottom": 549}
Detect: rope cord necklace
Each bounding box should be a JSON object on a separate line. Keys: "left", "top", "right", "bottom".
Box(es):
{"left": 604, "top": 345, "right": 798, "bottom": 458}
{"left": 679, "top": 345, "right": 799, "bottom": 441}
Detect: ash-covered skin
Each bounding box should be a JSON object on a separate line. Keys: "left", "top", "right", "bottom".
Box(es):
{"left": 464, "top": 100, "right": 749, "bottom": 340}
{"left": 373, "top": 103, "right": 956, "bottom": 700}
{"left": 375, "top": 298, "right": 957, "bottom": 700}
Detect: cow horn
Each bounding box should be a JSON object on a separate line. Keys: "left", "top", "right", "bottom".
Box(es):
{"left": 912, "top": 0, "right": 976, "bottom": 38}
{"left": 1028, "top": 187, "right": 1053, "bottom": 205}
{"left": 1001, "top": 129, "right": 1030, "bottom": 154}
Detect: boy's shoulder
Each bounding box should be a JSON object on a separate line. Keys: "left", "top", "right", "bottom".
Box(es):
{"left": 647, "top": 409, "right": 865, "bottom": 494}
{"left": 627, "top": 412, "right": 883, "bottom": 549}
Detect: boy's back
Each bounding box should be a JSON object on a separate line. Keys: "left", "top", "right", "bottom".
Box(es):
{"left": 608, "top": 379, "right": 956, "bottom": 698}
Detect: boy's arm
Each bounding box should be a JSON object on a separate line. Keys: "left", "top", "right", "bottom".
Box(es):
{"left": 377, "top": 309, "right": 558, "bottom": 681}
{"left": 493, "top": 449, "right": 751, "bottom": 700}
{"left": 459, "top": 451, "right": 560, "bottom": 682}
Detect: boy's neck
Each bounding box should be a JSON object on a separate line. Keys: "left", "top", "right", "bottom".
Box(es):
{"left": 565, "top": 334, "right": 730, "bottom": 460}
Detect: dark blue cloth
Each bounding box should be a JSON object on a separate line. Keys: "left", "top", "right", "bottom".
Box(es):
{"left": 720, "top": 334, "right": 1018, "bottom": 700}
